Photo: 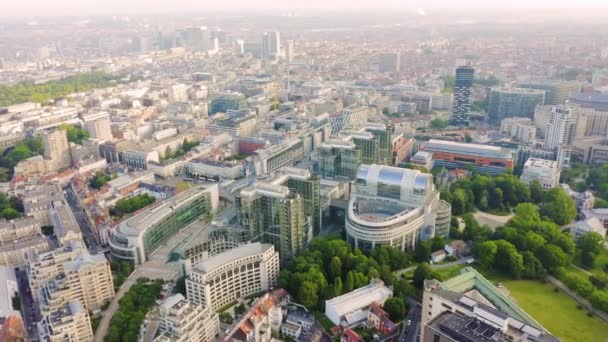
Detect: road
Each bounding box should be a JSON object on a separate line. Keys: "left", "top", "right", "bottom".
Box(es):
{"left": 395, "top": 256, "right": 474, "bottom": 277}
{"left": 64, "top": 185, "right": 101, "bottom": 253}
{"left": 16, "top": 268, "right": 41, "bottom": 341}
{"left": 403, "top": 301, "right": 421, "bottom": 342}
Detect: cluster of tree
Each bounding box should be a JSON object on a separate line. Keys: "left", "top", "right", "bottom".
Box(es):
{"left": 110, "top": 193, "right": 156, "bottom": 218}
{"left": 414, "top": 235, "right": 448, "bottom": 263}
{"left": 444, "top": 174, "right": 577, "bottom": 225}
{"left": 0, "top": 71, "right": 122, "bottom": 107}
{"left": 471, "top": 100, "right": 488, "bottom": 112}
{"left": 382, "top": 298, "right": 407, "bottom": 322}
{"left": 474, "top": 204, "right": 577, "bottom": 279}
{"left": 58, "top": 124, "right": 89, "bottom": 145}
{"left": 0, "top": 193, "right": 23, "bottom": 221}
{"left": 0, "top": 136, "right": 44, "bottom": 177}
{"left": 105, "top": 278, "right": 163, "bottom": 342}
{"left": 89, "top": 171, "right": 112, "bottom": 190}
{"left": 473, "top": 76, "right": 501, "bottom": 87}
{"left": 445, "top": 174, "right": 534, "bottom": 215}
{"left": 556, "top": 267, "right": 608, "bottom": 314}
{"left": 587, "top": 164, "right": 608, "bottom": 199}
{"left": 110, "top": 261, "right": 134, "bottom": 289}
{"left": 430, "top": 118, "right": 448, "bottom": 130}
{"left": 278, "top": 236, "right": 412, "bottom": 309}
{"left": 577, "top": 232, "right": 606, "bottom": 268}
{"left": 163, "top": 138, "right": 200, "bottom": 160}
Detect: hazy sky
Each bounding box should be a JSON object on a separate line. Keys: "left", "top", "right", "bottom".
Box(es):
{"left": 4, "top": 0, "right": 608, "bottom": 17}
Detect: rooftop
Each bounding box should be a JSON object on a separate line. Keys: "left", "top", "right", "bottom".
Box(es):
{"left": 194, "top": 242, "right": 273, "bottom": 274}
{"left": 424, "top": 139, "right": 513, "bottom": 160}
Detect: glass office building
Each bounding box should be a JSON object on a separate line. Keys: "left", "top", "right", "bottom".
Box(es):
{"left": 109, "top": 185, "right": 219, "bottom": 265}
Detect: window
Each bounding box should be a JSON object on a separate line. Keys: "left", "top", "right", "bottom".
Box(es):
{"left": 433, "top": 333, "right": 441, "bottom": 342}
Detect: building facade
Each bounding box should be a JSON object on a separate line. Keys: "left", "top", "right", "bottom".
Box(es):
{"left": 154, "top": 294, "right": 219, "bottom": 342}
{"left": 109, "top": 185, "right": 219, "bottom": 265}
{"left": 520, "top": 158, "right": 561, "bottom": 190}
{"left": 488, "top": 87, "right": 546, "bottom": 124}
{"left": 451, "top": 66, "right": 474, "bottom": 126}
{"left": 346, "top": 165, "right": 451, "bottom": 252}
{"left": 422, "top": 139, "right": 514, "bottom": 175}
{"left": 186, "top": 243, "right": 279, "bottom": 311}
{"left": 37, "top": 301, "right": 94, "bottom": 342}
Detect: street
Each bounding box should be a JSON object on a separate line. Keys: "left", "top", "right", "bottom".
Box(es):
{"left": 16, "top": 268, "right": 41, "bottom": 341}
{"left": 402, "top": 299, "right": 422, "bottom": 342}
{"left": 63, "top": 185, "right": 102, "bottom": 253}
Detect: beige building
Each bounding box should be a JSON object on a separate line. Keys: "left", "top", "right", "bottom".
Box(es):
{"left": 43, "top": 129, "right": 72, "bottom": 171}
{"left": 154, "top": 294, "right": 219, "bottom": 342}
{"left": 0, "top": 216, "right": 49, "bottom": 267}
{"left": 83, "top": 112, "right": 113, "bottom": 141}
{"left": 38, "top": 301, "right": 94, "bottom": 342}
{"left": 38, "top": 252, "right": 114, "bottom": 313}
{"left": 186, "top": 243, "right": 279, "bottom": 311}
{"left": 26, "top": 241, "right": 87, "bottom": 296}
{"left": 520, "top": 158, "right": 561, "bottom": 190}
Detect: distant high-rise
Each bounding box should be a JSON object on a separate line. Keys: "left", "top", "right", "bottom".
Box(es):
{"left": 82, "top": 112, "right": 113, "bottom": 141}
{"left": 42, "top": 129, "right": 71, "bottom": 171}
{"left": 519, "top": 81, "right": 582, "bottom": 105}
{"left": 487, "top": 87, "right": 546, "bottom": 124}
{"left": 451, "top": 66, "right": 475, "bottom": 126}
{"left": 186, "top": 26, "right": 209, "bottom": 52}
{"left": 285, "top": 40, "right": 295, "bottom": 63}
{"left": 545, "top": 105, "right": 575, "bottom": 150}
{"left": 377, "top": 52, "right": 401, "bottom": 73}
{"left": 262, "top": 31, "right": 281, "bottom": 60}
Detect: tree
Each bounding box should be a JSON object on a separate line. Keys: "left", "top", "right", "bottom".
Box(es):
{"left": 394, "top": 278, "right": 415, "bottom": 298}
{"left": 329, "top": 256, "right": 342, "bottom": 280}
{"left": 413, "top": 263, "right": 433, "bottom": 288}
{"left": 451, "top": 189, "right": 468, "bottom": 215}
{"left": 164, "top": 146, "right": 173, "bottom": 159}
{"left": 540, "top": 188, "right": 577, "bottom": 225}
{"left": 578, "top": 232, "right": 605, "bottom": 257}
{"left": 474, "top": 241, "right": 497, "bottom": 269}
{"left": 530, "top": 180, "right": 544, "bottom": 204}
{"left": 298, "top": 282, "right": 319, "bottom": 308}
{"left": 430, "top": 118, "right": 448, "bottom": 130}
{"left": 0, "top": 208, "right": 20, "bottom": 220}
{"left": 59, "top": 124, "right": 90, "bottom": 145}
{"left": 494, "top": 240, "right": 524, "bottom": 278}
{"left": 383, "top": 298, "right": 406, "bottom": 321}
{"left": 430, "top": 235, "right": 446, "bottom": 252}
{"left": 489, "top": 188, "right": 503, "bottom": 210}
{"left": 345, "top": 271, "right": 355, "bottom": 293}
{"left": 521, "top": 251, "right": 547, "bottom": 280}
{"left": 334, "top": 277, "right": 343, "bottom": 296}
{"left": 536, "top": 244, "right": 570, "bottom": 271}
{"left": 414, "top": 241, "right": 432, "bottom": 262}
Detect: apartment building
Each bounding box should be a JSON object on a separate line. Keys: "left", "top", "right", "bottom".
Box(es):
{"left": 154, "top": 294, "right": 219, "bottom": 342}
{"left": 186, "top": 243, "right": 279, "bottom": 311}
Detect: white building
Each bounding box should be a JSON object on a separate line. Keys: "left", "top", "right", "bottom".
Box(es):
{"left": 325, "top": 280, "right": 393, "bottom": 326}
{"left": 186, "top": 242, "right": 279, "bottom": 311}
{"left": 154, "top": 294, "right": 219, "bottom": 342}
{"left": 346, "top": 165, "right": 452, "bottom": 251}
{"left": 520, "top": 158, "right": 561, "bottom": 190}
{"left": 0, "top": 266, "right": 19, "bottom": 319}
{"left": 571, "top": 217, "right": 607, "bottom": 240}
{"left": 500, "top": 117, "right": 537, "bottom": 144}
{"left": 544, "top": 105, "right": 575, "bottom": 149}
{"left": 186, "top": 159, "right": 245, "bottom": 179}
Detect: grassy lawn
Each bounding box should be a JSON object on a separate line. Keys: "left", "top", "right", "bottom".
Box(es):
{"left": 484, "top": 274, "right": 608, "bottom": 342}
{"left": 433, "top": 264, "right": 466, "bottom": 281}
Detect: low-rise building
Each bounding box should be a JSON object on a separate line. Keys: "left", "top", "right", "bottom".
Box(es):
{"left": 520, "top": 158, "right": 561, "bottom": 190}
{"left": 325, "top": 280, "right": 393, "bottom": 326}
{"left": 0, "top": 216, "right": 49, "bottom": 267}
{"left": 187, "top": 159, "right": 245, "bottom": 179}
{"left": 571, "top": 217, "right": 607, "bottom": 240}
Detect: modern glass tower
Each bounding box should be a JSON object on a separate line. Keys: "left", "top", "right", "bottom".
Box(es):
{"left": 451, "top": 66, "right": 475, "bottom": 126}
